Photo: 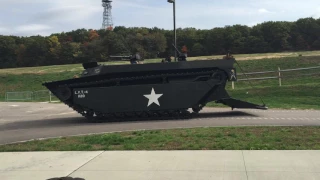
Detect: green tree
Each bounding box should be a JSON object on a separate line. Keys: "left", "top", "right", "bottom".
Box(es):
{"left": 0, "top": 36, "right": 17, "bottom": 68}
{"left": 191, "top": 43, "right": 205, "bottom": 56}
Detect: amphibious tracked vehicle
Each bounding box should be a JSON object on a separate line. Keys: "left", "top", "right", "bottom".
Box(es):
{"left": 43, "top": 48, "right": 267, "bottom": 121}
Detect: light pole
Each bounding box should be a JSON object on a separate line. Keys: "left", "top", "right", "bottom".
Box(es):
{"left": 167, "top": 0, "right": 176, "bottom": 62}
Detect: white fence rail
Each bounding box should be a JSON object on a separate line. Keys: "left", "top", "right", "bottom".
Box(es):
{"left": 5, "top": 91, "right": 33, "bottom": 102}
{"left": 5, "top": 90, "right": 57, "bottom": 102}
{"left": 33, "top": 90, "right": 53, "bottom": 102}
{"left": 232, "top": 65, "right": 320, "bottom": 89}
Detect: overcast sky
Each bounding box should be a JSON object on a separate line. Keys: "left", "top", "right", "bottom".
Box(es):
{"left": 0, "top": 0, "right": 319, "bottom": 37}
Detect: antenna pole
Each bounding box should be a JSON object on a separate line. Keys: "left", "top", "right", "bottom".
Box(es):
{"left": 167, "top": 0, "right": 177, "bottom": 62}
{"left": 173, "top": 1, "right": 176, "bottom": 62}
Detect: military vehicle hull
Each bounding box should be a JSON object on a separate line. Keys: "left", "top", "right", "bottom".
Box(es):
{"left": 43, "top": 59, "right": 267, "bottom": 121}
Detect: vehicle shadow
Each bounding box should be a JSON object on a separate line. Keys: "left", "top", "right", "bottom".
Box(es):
{"left": 195, "top": 110, "right": 258, "bottom": 119}
{"left": 47, "top": 177, "right": 85, "bottom": 180}
{"left": 0, "top": 110, "right": 258, "bottom": 131}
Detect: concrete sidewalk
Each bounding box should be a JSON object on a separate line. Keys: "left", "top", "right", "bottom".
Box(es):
{"left": 1, "top": 151, "right": 320, "bottom": 180}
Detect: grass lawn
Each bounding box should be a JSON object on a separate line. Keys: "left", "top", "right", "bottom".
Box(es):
{"left": 1, "top": 127, "right": 320, "bottom": 151}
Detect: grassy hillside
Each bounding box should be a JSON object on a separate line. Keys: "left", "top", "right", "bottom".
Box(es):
{"left": 1, "top": 50, "right": 320, "bottom": 75}
{"left": 0, "top": 52, "right": 319, "bottom": 109}
{"left": 188, "top": 50, "right": 320, "bottom": 61}
{"left": 223, "top": 55, "right": 320, "bottom": 109}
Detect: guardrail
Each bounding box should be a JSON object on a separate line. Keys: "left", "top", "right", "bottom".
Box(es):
{"left": 232, "top": 66, "right": 320, "bottom": 89}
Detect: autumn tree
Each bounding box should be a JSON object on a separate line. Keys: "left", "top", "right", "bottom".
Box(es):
{"left": 89, "top": 30, "right": 100, "bottom": 42}
{"left": 47, "top": 36, "right": 61, "bottom": 64}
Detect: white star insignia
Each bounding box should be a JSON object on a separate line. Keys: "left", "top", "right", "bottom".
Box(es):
{"left": 144, "top": 88, "right": 163, "bottom": 107}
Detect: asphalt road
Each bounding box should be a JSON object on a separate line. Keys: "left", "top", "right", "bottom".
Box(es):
{"left": 0, "top": 102, "right": 320, "bottom": 145}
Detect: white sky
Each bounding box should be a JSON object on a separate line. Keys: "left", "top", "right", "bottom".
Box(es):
{"left": 0, "top": 0, "right": 319, "bottom": 36}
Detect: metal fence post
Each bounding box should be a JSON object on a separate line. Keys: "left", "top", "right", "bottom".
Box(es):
{"left": 49, "top": 91, "right": 52, "bottom": 102}
{"left": 278, "top": 67, "right": 282, "bottom": 87}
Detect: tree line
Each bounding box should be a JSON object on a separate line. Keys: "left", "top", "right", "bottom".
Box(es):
{"left": 1, "top": 17, "right": 320, "bottom": 69}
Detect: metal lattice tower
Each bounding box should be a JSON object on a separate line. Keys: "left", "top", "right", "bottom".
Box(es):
{"left": 102, "top": 0, "right": 113, "bottom": 30}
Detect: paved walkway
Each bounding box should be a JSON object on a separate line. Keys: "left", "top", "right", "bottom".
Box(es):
{"left": 1, "top": 151, "right": 320, "bottom": 180}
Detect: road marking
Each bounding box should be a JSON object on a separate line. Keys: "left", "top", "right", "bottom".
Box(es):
{"left": 212, "top": 117, "right": 320, "bottom": 121}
